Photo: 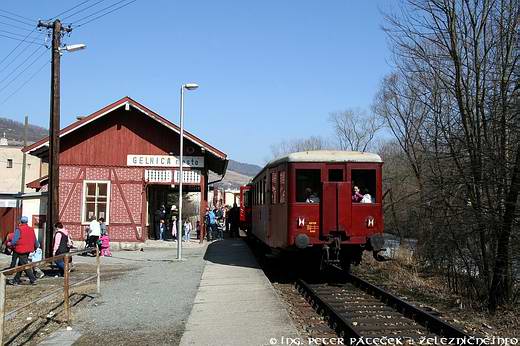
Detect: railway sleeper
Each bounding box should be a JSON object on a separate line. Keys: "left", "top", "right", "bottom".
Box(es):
{"left": 354, "top": 324, "right": 429, "bottom": 333}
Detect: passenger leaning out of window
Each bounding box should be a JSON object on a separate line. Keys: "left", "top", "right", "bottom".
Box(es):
{"left": 305, "top": 188, "right": 320, "bottom": 203}
{"left": 360, "top": 188, "right": 374, "bottom": 204}
{"left": 352, "top": 186, "right": 364, "bottom": 203}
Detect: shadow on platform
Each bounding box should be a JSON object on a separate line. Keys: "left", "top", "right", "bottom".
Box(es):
{"left": 203, "top": 239, "right": 259, "bottom": 269}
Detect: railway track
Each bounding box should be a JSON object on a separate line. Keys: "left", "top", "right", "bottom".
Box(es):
{"left": 296, "top": 268, "right": 471, "bottom": 342}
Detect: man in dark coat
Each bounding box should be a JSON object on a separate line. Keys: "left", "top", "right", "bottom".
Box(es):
{"left": 229, "top": 203, "right": 240, "bottom": 239}
{"left": 154, "top": 205, "right": 166, "bottom": 240}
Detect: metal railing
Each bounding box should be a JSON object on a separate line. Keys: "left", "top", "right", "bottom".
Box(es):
{"left": 0, "top": 247, "right": 101, "bottom": 344}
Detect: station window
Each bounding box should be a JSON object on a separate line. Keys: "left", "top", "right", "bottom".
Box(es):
{"left": 83, "top": 181, "right": 110, "bottom": 223}
{"left": 351, "top": 169, "right": 376, "bottom": 203}
{"left": 7, "top": 159, "right": 13, "bottom": 168}
{"left": 328, "top": 169, "right": 343, "bottom": 182}
{"left": 271, "top": 172, "right": 278, "bottom": 204}
{"left": 279, "top": 171, "right": 286, "bottom": 203}
{"left": 295, "top": 169, "right": 321, "bottom": 203}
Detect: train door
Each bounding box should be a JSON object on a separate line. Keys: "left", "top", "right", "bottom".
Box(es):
{"left": 348, "top": 164, "right": 383, "bottom": 238}
{"left": 320, "top": 165, "right": 351, "bottom": 240}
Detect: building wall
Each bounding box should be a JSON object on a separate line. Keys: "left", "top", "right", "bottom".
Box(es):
{"left": 0, "top": 146, "right": 41, "bottom": 193}
{"left": 57, "top": 165, "right": 144, "bottom": 242}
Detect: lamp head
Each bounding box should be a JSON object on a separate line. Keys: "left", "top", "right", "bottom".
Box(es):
{"left": 60, "top": 44, "right": 87, "bottom": 52}
{"left": 183, "top": 83, "right": 199, "bottom": 90}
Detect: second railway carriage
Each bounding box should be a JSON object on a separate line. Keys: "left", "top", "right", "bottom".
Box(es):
{"left": 246, "top": 150, "right": 385, "bottom": 271}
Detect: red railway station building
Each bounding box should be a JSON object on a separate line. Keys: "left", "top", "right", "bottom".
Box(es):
{"left": 23, "top": 96, "right": 228, "bottom": 243}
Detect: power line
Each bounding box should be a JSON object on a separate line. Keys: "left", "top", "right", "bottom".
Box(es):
{"left": 0, "top": 46, "right": 45, "bottom": 84}
{"left": 52, "top": 0, "right": 95, "bottom": 20}
{"left": 73, "top": 0, "right": 137, "bottom": 28}
{"left": 0, "top": 21, "right": 41, "bottom": 33}
{"left": 0, "top": 29, "right": 36, "bottom": 39}
{"left": 0, "top": 33, "right": 45, "bottom": 46}
{"left": 0, "top": 13, "right": 35, "bottom": 27}
{"left": 0, "top": 59, "right": 49, "bottom": 106}
{"left": 0, "top": 28, "right": 41, "bottom": 67}
{"left": 0, "top": 48, "right": 47, "bottom": 94}
{"left": 0, "top": 9, "right": 36, "bottom": 24}
{"left": 62, "top": 0, "right": 107, "bottom": 21}
{"left": 0, "top": 43, "right": 34, "bottom": 74}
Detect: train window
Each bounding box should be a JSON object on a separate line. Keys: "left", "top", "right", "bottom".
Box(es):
{"left": 295, "top": 169, "right": 321, "bottom": 203}
{"left": 244, "top": 190, "right": 250, "bottom": 207}
{"left": 263, "top": 176, "right": 267, "bottom": 204}
{"left": 279, "top": 171, "right": 286, "bottom": 203}
{"left": 259, "top": 179, "right": 263, "bottom": 205}
{"left": 328, "top": 169, "right": 343, "bottom": 182}
{"left": 351, "top": 169, "right": 376, "bottom": 203}
{"left": 271, "top": 172, "right": 278, "bottom": 204}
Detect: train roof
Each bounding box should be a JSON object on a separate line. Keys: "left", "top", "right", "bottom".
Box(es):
{"left": 267, "top": 150, "right": 383, "bottom": 167}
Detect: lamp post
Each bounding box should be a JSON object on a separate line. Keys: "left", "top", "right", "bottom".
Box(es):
{"left": 177, "top": 83, "right": 199, "bottom": 260}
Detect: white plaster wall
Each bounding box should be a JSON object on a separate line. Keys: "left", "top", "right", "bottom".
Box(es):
{"left": 0, "top": 146, "right": 41, "bottom": 193}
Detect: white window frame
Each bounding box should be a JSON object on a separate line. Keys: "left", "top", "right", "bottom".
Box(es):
{"left": 81, "top": 180, "right": 111, "bottom": 225}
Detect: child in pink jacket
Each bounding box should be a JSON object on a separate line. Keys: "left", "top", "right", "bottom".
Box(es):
{"left": 100, "top": 233, "right": 112, "bottom": 257}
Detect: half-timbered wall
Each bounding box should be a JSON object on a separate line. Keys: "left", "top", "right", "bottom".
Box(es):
{"left": 58, "top": 165, "right": 145, "bottom": 242}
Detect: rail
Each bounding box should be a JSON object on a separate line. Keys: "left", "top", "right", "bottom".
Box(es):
{"left": 295, "top": 267, "right": 472, "bottom": 340}
{"left": 0, "top": 247, "right": 101, "bottom": 344}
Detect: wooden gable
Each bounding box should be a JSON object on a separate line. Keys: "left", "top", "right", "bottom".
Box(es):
{"left": 59, "top": 107, "right": 203, "bottom": 166}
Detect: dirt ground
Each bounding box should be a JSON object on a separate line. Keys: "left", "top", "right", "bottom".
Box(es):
{"left": 351, "top": 251, "right": 520, "bottom": 339}
{"left": 2, "top": 260, "right": 130, "bottom": 346}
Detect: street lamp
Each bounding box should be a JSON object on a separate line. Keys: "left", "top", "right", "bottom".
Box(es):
{"left": 177, "top": 82, "right": 199, "bottom": 260}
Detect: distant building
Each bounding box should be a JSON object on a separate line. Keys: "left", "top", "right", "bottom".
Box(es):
{"left": 0, "top": 132, "right": 43, "bottom": 240}
{"left": 0, "top": 133, "right": 42, "bottom": 194}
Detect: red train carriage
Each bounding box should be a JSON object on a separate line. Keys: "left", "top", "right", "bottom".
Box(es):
{"left": 244, "top": 150, "right": 385, "bottom": 271}
{"left": 239, "top": 185, "right": 252, "bottom": 231}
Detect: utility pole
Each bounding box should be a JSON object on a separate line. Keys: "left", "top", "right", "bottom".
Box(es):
{"left": 19, "top": 115, "right": 28, "bottom": 214}
{"left": 37, "top": 19, "right": 72, "bottom": 257}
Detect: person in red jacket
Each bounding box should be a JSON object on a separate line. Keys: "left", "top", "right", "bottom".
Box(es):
{"left": 8, "top": 216, "right": 39, "bottom": 285}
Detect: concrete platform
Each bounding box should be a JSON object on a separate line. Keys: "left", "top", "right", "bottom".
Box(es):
{"left": 180, "top": 239, "right": 299, "bottom": 346}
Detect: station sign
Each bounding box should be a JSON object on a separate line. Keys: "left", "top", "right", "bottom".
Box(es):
{"left": 127, "top": 155, "right": 204, "bottom": 168}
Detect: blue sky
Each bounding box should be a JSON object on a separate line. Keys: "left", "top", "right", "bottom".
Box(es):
{"left": 0, "top": 1, "right": 393, "bottom": 165}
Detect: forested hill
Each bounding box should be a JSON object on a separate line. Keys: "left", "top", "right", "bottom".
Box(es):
{"left": 227, "top": 160, "right": 262, "bottom": 177}
{"left": 0, "top": 117, "right": 47, "bottom": 145}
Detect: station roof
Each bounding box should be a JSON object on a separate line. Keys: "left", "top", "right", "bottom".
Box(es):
{"left": 267, "top": 150, "right": 383, "bottom": 167}
{"left": 23, "top": 96, "right": 228, "bottom": 175}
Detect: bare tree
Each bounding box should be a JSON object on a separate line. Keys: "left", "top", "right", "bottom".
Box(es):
{"left": 376, "top": 0, "right": 520, "bottom": 311}
{"left": 329, "top": 108, "right": 384, "bottom": 152}
{"left": 269, "top": 136, "right": 330, "bottom": 161}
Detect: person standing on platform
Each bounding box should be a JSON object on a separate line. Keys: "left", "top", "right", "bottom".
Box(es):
{"left": 52, "top": 222, "right": 73, "bottom": 277}
{"left": 8, "top": 216, "right": 38, "bottom": 285}
{"left": 159, "top": 219, "right": 166, "bottom": 240}
{"left": 88, "top": 216, "right": 101, "bottom": 254}
{"left": 229, "top": 203, "right": 240, "bottom": 239}
{"left": 154, "top": 205, "right": 166, "bottom": 240}
{"left": 170, "top": 205, "right": 178, "bottom": 240}
{"left": 183, "top": 219, "right": 192, "bottom": 242}
{"left": 99, "top": 217, "right": 108, "bottom": 236}
{"left": 196, "top": 220, "right": 201, "bottom": 239}
{"left": 205, "top": 207, "right": 217, "bottom": 241}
